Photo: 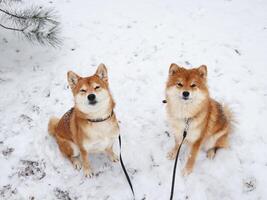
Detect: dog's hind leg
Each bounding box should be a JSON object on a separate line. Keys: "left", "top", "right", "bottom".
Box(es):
{"left": 206, "top": 130, "right": 229, "bottom": 159}
{"left": 56, "top": 136, "right": 81, "bottom": 170}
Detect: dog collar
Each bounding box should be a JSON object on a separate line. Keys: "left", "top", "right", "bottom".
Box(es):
{"left": 87, "top": 110, "right": 114, "bottom": 123}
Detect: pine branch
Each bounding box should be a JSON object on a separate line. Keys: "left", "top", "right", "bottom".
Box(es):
{"left": 0, "top": 22, "right": 22, "bottom": 31}
{"left": 0, "top": 4, "right": 62, "bottom": 47}
{"left": 0, "top": 0, "right": 22, "bottom": 4}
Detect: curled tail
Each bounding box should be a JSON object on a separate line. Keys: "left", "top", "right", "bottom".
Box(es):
{"left": 223, "top": 104, "right": 235, "bottom": 133}
{"left": 48, "top": 116, "right": 60, "bottom": 137}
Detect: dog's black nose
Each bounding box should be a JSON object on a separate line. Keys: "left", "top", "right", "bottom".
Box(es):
{"left": 182, "top": 91, "right": 190, "bottom": 98}
{"left": 87, "top": 94, "right": 96, "bottom": 101}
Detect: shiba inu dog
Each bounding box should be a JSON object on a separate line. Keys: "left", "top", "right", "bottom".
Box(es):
{"left": 165, "top": 63, "right": 232, "bottom": 176}
{"left": 48, "top": 64, "right": 119, "bottom": 177}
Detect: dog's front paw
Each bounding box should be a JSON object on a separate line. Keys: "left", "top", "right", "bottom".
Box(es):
{"left": 84, "top": 168, "right": 94, "bottom": 178}
{"left": 167, "top": 149, "right": 176, "bottom": 160}
{"left": 182, "top": 167, "right": 192, "bottom": 177}
{"left": 72, "top": 158, "right": 82, "bottom": 170}
{"left": 109, "top": 153, "right": 119, "bottom": 162}
{"left": 207, "top": 149, "right": 216, "bottom": 160}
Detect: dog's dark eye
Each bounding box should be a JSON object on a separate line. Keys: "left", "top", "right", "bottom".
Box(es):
{"left": 95, "top": 86, "right": 100, "bottom": 90}
{"left": 191, "top": 84, "right": 196, "bottom": 88}
{"left": 80, "top": 89, "right": 86, "bottom": 93}
{"left": 177, "top": 83, "right": 183, "bottom": 87}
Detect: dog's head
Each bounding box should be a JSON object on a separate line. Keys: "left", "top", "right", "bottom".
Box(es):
{"left": 166, "top": 63, "right": 209, "bottom": 105}
{"left": 67, "top": 64, "right": 114, "bottom": 116}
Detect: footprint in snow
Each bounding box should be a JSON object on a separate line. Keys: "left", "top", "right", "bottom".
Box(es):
{"left": 0, "top": 184, "right": 17, "bottom": 199}
{"left": 17, "top": 159, "right": 46, "bottom": 180}
{"left": 54, "top": 187, "right": 72, "bottom": 200}
{"left": 243, "top": 177, "right": 257, "bottom": 192}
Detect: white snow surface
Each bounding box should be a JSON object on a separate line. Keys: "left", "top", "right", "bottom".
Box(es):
{"left": 1, "top": 0, "right": 267, "bottom": 199}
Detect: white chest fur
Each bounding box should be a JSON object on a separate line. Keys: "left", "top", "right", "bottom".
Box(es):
{"left": 168, "top": 117, "right": 201, "bottom": 144}
{"left": 166, "top": 87, "right": 204, "bottom": 144}
{"left": 82, "top": 120, "right": 119, "bottom": 153}
{"left": 186, "top": 124, "right": 201, "bottom": 143}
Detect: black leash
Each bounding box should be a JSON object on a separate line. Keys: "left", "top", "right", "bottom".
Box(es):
{"left": 169, "top": 118, "right": 190, "bottom": 200}
{"left": 118, "top": 134, "right": 135, "bottom": 199}
{"left": 86, "top": 111, "right": 134, "bottom": 198}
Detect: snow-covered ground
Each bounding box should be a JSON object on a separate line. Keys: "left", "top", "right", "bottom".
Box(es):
{"left": 1, "top": 0, "right": 267, "bottom": 199}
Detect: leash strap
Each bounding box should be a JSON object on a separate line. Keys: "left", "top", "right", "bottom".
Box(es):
{"left": 118, "top": 134, "right": 135, "bottom": 199}
{"left": 169, "top": 118, "right": 190, "bottom": 200}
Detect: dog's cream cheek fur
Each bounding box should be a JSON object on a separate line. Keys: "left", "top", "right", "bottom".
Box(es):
{"left": 166, "top": 86, "right": 206, "bottom": 119}
{"left": 75, "top": 90, "right": 111, "bottom": 118}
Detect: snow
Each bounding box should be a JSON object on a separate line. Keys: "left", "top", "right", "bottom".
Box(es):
{"left": 1, "top": 0, "right": 267, "bottom": 199}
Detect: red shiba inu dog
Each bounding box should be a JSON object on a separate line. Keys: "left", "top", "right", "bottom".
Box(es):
{"left": 48, "top": 64, "right": 119, "bottom": 177}
{"left": 165, "top": 63, "right": 232, "bottom": 176}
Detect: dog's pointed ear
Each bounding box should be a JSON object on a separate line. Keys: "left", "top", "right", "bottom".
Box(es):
{"left": 169, "top": 63, "right": 182, "bottom": 75}
{"left": 67, "top": 71, "right": 80, "bottom": 90}
{"left": 95, "top": 63, "right": 108, "bottom": 82}
{"left": 198, "top": 65, "right": 207, "bottom": 79}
